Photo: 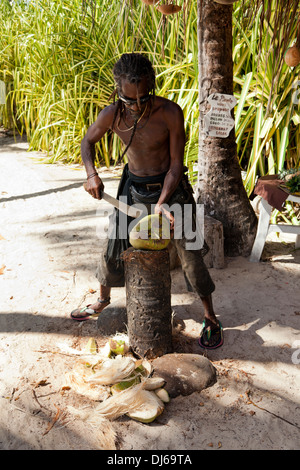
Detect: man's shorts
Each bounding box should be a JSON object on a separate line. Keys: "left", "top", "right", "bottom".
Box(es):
{"left": 95, "top": 172, "right": 215, "bottom": 298}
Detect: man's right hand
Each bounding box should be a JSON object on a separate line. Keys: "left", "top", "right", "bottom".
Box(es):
{"left": 85, "top": 174, "right": 104, "bottom": 200}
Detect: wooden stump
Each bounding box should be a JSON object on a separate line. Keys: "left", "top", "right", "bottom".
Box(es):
{"left": 123, "top": 248, "right": 173, "bottom": 359}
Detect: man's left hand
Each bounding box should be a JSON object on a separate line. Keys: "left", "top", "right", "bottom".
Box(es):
{"left": 154, "top": 203, "right": 174, "bottom": 233}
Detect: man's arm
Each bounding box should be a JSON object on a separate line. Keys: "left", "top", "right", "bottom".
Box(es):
{"left": 155, "top": 102, "right": 185, "bottom": 226}
{"left": 82, "top": 106, "right": 114, "bottom": 199}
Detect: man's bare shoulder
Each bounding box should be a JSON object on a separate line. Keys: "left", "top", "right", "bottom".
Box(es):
{"left": 155, "top": 96, "right": 184, "bottom": 128}
{"left": 84, "top": 103, "right": 118, "bottom": 143}
{"left": 155, "top": 96, "right": 183, "bottom": 117}
{"left": 96, "top": 103, "right": 118, "bottom": 128}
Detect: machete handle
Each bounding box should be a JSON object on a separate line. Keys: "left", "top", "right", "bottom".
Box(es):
{"left": 83, "top": 182, "right": 103, "bottom": 199}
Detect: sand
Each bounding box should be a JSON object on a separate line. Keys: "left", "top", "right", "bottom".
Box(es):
{"left": 0, "top": 133, "right": 299, "bottom": 451}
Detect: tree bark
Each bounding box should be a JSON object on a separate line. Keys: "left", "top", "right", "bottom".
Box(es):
{"left": 123, "top": 248, "right": 173, "bottom": 359}
{"left": 196, "top": 0, "right": 257, "bottom": 256}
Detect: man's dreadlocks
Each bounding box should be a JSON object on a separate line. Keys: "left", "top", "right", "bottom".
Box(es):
{"left": 110, "top": 53, "right": 156, "bottom": 162}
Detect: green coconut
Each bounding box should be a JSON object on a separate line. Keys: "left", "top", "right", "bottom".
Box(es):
{"left": 111, "top": 376, "right": 141, "bottom": 395}
{"left": 135, "top": 359, "right": 153, "bottom": 377}
{"left": 129, "top": 214, "right": 171, "bottom": 251}
{"left": 84, "top": 337, "right": 97, "bottom": 355}
{"left": 108, "top": 338, "right": 129, "bottom": 356}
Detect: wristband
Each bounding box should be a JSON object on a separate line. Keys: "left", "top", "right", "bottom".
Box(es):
{"left": 87, "top": 172, "right": 98, "bottom": 180}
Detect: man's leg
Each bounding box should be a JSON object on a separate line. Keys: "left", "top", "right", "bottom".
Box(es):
{"left": 199, "top": 294, "right": 223, "bottom": 349}
{"left": 84, "top": 284, "right": 111, "bottom": 312}
{"left": 172, "top": 239, "right": 223, "bottom": 349}
{"left": 70, "top": 285, "right": 111, "bottom": 320}
{"left": 200, "top": 294, "right": 216, "bottom": 325}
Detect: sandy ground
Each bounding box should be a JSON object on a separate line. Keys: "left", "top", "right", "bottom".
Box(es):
{"left": 0, "top": 133, "right": 300, "bottom": 452}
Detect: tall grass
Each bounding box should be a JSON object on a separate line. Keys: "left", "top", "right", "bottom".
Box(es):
{"left": 0, "top": 0, "right": 199, "bottom": 172}
{"left": 233, "top": 1, "right": 300, "bottom": 195}
{"left": 0, "top": 0, "right": 299, "bottom": 197}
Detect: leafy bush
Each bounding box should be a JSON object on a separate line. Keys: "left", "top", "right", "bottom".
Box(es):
{"left": 0, "top": 0, "right": 299, "bottom": 196}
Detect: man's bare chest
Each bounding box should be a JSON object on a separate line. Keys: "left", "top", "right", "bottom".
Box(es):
{"left": 115, "top": 116, "right": 169, "bottom": 151}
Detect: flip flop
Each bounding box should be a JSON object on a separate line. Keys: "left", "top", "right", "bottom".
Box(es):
{"left": 198, "top": 319, "right": 223, "bottom": 350}
{"left": 70, "top": 297, "right": 110, "bottom": 321}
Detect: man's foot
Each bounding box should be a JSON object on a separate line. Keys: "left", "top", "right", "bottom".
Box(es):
{"left": 70, "top": 297, "right": 110, "bottom": 321}
{"left": 198, "top": 318, "right": 223, "bottom": 350}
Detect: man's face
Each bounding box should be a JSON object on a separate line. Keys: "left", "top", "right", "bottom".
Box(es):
{"left": 119, "top": 77, "right": 151, "bottom": 118}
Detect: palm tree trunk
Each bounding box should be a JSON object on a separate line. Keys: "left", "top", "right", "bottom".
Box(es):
{"left": 196, "top": 0, "right": 257, "bottom": 257}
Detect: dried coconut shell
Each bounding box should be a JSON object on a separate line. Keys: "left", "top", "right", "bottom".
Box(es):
{"left": 214, "top": 0, "right": 236, "bottom": 4}
{"left": 141, "top": 0, "right": 159, "bottom": 4}
{"left": 156, "top": 4, "right": 182, "bottom": 15}
{"left": 285, "top": 46, "right": 300, "bottom": 67}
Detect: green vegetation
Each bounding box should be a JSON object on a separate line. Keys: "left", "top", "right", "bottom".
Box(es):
{"left": 0, "top": 0, "right": 299, "bottom": 196}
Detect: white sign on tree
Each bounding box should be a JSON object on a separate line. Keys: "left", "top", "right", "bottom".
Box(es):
{"left": 204, "top": 93, "right": 237, "bottom": 138}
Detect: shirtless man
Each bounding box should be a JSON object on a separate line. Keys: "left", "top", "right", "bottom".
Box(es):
{"left": 70, "top": 53, "right": 223, "bottom": 349}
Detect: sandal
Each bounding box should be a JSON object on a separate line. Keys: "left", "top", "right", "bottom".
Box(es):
{"left": 70, "top": 297, "right": 110, "bottom": 321}
{"left": 198, "top": 319, "right": 223, "bottom": 350}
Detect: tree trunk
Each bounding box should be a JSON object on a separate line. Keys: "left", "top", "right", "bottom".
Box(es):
{"left": 123, "top": 248, "right": 173, "bottom": 359}
{"left": 196, "top": 0, "right": 257, "bottom": 257}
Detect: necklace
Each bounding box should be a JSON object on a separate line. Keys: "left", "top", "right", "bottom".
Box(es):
{"left": 117, "top": 103, "right": 148, "bottom": 132}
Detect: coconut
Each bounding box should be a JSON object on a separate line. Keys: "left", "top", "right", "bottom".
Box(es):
{"left": 135, "top": 358, "right": 153, "bottom": 377}
{"left": 108, "top": 335, "right": 129, "bottom": 356}
{"left": 141, "top": 0, "right": 159, "bottom": 4}
{"left": 214, "top": 0, "right": 236, "bottom": 4}
{"left": 155, "top": 388, "right": 170, "bottom": 403}
{"left": 156, "top": 4, "right": 181, "bottom": 15}
{"left": 129, "top": 214, "right": 171, "bottom": 251}
{"left": 285, "top": 46, "right": 300, "bottom": 67}
{"left": 111, "top": 376, "right": 141, "bottom": 394}
{"left": 92, "top": 385, "right": 164, "bottom": 422}
{"left": 98, "top": 341, "right": 112, "bottom": 358}
{"left": 127, "top": 390, "right": 165, "bottom": 423}
{"left": 142, "top": 377, "right": 166, "bottom": 391}
{"left": 85, "top": 355, "right": 137, "bottom": 386}
{"left": 85, "top": 337, "right": 98, "bottom": 355}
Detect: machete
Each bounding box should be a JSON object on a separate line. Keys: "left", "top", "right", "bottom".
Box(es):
{"left": 83, "top": 182, "right": 143, "bottom": 218}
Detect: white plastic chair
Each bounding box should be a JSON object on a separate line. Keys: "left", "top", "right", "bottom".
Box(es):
{"left": 249, "top": 194, "right": 300, "bottom": 262}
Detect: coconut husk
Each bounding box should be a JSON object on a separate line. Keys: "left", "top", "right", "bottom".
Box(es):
{"left": 156, "top": 4, "right": 182, "bottom": 15}
{"left": 141, "top": 0, "right": 159, "bottom": 4}
{"left": 67, "top": 407, "right": 117, "bottom": 450}
{"left": 285, "top": 45, "right": 300, "bottom": 67}
{"left": 91, "top": 384, "right": 164, "bottom": 421}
